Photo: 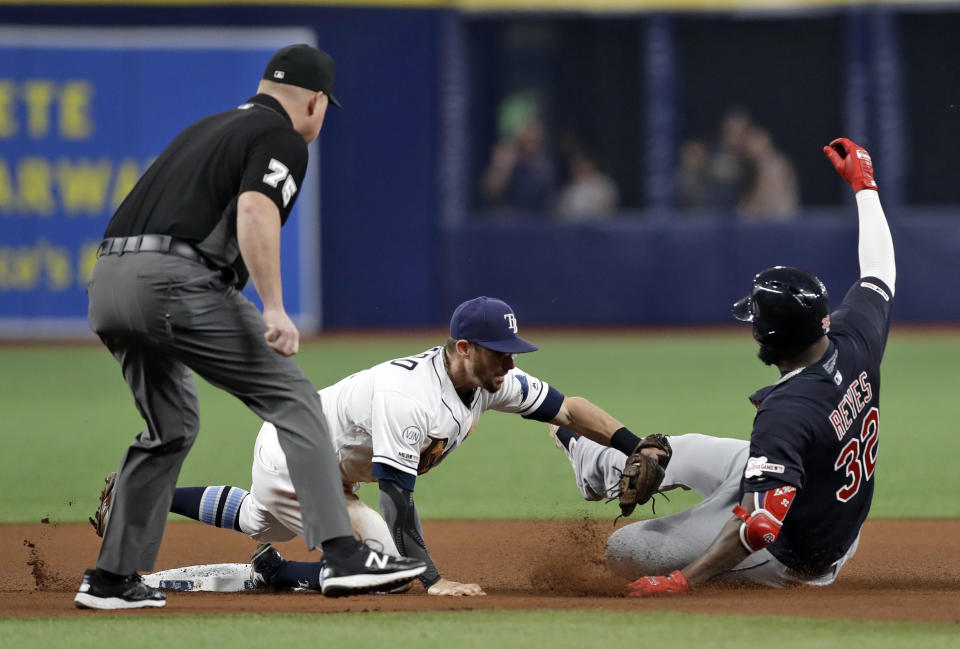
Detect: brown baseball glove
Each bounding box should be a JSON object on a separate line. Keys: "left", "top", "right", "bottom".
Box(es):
{"left": 616, "top": 434, "right": 672, "bottom": 518}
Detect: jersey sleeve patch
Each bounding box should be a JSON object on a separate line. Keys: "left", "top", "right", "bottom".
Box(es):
{"left": 372, "top": 454, "right": 418, "bottom": 475}
{"left": 744, "top": 455, "right": 785, "bottom": 479}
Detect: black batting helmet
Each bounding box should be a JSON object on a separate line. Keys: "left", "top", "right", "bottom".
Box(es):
{"left": 732, "top": 266, "right": 830, "bottom": 352}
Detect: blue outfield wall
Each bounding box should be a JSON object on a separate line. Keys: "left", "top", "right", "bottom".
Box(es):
{"left": 438, "top": 211, "right": 960, "bottom": 326}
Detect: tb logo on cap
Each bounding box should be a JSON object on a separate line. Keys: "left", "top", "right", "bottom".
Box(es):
{"left": 503, "top": 313, "right": 518, "bottom": 334}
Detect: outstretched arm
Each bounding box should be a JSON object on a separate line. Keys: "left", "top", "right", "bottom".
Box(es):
{"left": 823, "top": 138, "right": 896, "bottom": 295}
{"left": 550, "top": 396, "right": 624, "bottom": 446}
{"left": 551, "top": 396, "right": 666, "bottom": 463}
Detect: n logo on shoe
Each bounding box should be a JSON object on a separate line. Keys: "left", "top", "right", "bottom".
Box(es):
{"left": 364, "top": 552, "right": 389, "bottom": 570}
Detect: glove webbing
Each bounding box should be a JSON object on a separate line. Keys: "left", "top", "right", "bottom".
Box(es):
{"left": 605, "top": 467, "right": 670, "bottom": 524}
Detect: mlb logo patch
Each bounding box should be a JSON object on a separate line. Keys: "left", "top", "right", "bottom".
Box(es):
{"left": 744, "top": 456, "right": 785, "bottom": 478}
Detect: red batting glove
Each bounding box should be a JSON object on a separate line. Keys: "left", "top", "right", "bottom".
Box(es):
{"left": 626, "top": 570, "right": 690, "bottom": 597}
{"left": 823, "top": 137, "right": 878, "bottom": 192}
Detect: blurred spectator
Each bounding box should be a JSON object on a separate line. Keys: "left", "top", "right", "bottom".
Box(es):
{"left": 675, "top": 138, "right": 710, "bottom": 209}
{"left": 677, "top": 110, "right": 800, "bottom": 218}
{"left": 705, "top": 108, "right": 752, "bottom": 209}
{"left": 480, "top": 118, "right": 558, "bottom": 213}
{"left": 554, "top": 149, "right": 619, "bottom": 221}
{"left": 738, "top": 126, "right": 799, "bottom": 220}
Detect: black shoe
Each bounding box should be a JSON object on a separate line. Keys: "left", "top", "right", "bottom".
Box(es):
{"left": 320, "top": 541, "right": 426, "bottom": 598}
{"left": 74, "top": 569, "right": 166, "bottom": 610}
{"left": 250, "top": 543, "right": 284, "bottom": 588}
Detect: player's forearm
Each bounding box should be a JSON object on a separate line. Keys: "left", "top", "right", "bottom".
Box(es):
{"left": 237, "top": 191, "right": 285, "bottom": 311}
{"left": 378, "top": 481, "right": 441, "bottom": 588}
{"left": 856, "top": 190, "right": 896, "bottom": 295}
{"left": 552, "top": 396, "right": 625, "bottom": 446}
{"left": 680, "top": 516, "right": 750, "bottom": 586}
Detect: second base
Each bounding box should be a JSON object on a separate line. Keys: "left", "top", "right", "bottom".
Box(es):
{"left": 142, "top": 563, "right": 256, "bottom": 592}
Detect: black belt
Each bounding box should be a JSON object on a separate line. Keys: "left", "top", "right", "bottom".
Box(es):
{"left": 97, "top": 235, "right": 213, "bottom": 267}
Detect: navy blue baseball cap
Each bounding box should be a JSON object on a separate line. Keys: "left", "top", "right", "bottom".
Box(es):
{"left": 450, "top": 297, "right": 538, "bottom": 354}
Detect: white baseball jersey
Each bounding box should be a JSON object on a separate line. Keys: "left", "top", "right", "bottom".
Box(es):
{"left": 255, "top": 346, "right": 563, "bottom": 491}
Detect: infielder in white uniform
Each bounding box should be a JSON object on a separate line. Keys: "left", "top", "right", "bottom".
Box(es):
{"left": 165, "top": 296, "right": 664, "bottom": 595}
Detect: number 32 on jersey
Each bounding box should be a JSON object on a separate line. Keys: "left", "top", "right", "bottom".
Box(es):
{"left": 834, "top": 407, "right": 879, "bottom": 502}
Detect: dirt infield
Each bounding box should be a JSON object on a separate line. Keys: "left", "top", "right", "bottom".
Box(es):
{"left": 1, "top": 519, "right": 957, "bottom": 621}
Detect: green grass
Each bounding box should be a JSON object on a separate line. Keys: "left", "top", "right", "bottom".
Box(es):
{"left": 2, "top": 329, "right": 958, "bottom": 524}
{"left": 2, "top": 332, "right": 958, "bottom": 641}
{"left": 1, "top": 610, "right": 957, "bottom": 649}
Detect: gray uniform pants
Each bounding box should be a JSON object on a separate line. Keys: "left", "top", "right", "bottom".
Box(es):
{"left": 564, "top": 433, "right": 857, "bottom": 587}
{"left": 88, "top": 252, "right": 352, "bottom": 574}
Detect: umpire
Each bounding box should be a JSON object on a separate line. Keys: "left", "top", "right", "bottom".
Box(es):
{"left": 75, "top": 44, "right": 424, "bottom": 610}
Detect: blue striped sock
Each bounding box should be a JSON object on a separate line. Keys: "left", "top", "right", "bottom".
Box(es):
{"left": 172, "top": 486, "right": 248, "bottom": 532}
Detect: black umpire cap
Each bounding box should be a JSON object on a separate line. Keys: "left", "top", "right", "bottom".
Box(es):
{"left": 263, "top": 44, "right": 341, "bottom": 107}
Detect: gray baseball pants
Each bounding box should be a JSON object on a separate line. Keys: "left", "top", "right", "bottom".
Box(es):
{"left": 88, "top": 252, "right": 352, "bottom": 574}
{"left": 562, "top": 433, "right": 857, "bottom": 587}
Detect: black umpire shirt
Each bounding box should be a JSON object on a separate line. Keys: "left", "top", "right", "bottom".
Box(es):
{"left": 740, "top": 277, "right": 894, "bottom": 576}
{"left": 104, "top": 94, "right": 309, "bottom": 288}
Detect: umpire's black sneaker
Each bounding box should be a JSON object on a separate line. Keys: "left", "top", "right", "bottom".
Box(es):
{"left": 250, "top": 543, "right": 284, "bottom": 588}
{"left": 320, "top": 542, "right": 426, "bottom": 598}
{"left": 74, "top": 569, "right": 166, "bottom": 610}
